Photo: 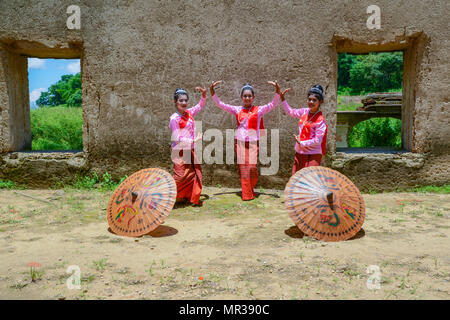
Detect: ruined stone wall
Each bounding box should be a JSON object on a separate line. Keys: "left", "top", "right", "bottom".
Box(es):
{"left": 0, "top": 0, "right": 449, "bottom": 190}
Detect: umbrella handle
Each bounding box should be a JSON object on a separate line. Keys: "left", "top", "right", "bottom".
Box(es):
{"left": 326, "top": 192, "right": 333, "bottom": 210}
{"left": 131, "top": 191, "right": 138, "bottom": 203}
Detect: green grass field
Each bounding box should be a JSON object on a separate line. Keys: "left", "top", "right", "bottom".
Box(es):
{"left": 30, "top": 106, "right": 83, "bottom": 151}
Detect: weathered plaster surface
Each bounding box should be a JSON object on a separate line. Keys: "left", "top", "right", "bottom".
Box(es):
{"left": 0, "top": 0, "right": 448, "bottom": 190}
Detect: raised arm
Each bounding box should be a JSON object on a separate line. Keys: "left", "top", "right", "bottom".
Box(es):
{"left": 188, "top": 96, "right": 206, "bottom": 117}
{"left": 211, "top": 94, "right": 240, "bottom": 115}
{"left": 210, "top": 81, "right": 239, "bottom": 115}
{"left": 257, "top": 80, "right": 280, "bottom": 115}
{"left": 279, "top": 87, "right": 305, "bottom": 118}
{"left": 282, "top": 100, "right": 306, "bottom": 118}
{"left": 187, "top": 86, "right": 207, "bottom": 117}
{"left": 258, "top": 93, "right": 280, "bottom": 115}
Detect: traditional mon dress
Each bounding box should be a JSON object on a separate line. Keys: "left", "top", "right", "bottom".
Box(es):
{"left": 282, "top": 100, "right": 328, "bottom": 175}
{"left": 169, "top": 96, "right": 206, "bottom": 205}
{"left": 212, "top": 93, "right": 280, "bottom": 200}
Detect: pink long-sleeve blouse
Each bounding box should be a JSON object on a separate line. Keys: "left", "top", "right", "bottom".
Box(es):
{"left": 212, "top": 93, "right": 280, "bottom": 141}
{"left": 282, "top": 100, "right": 327, "bottom": 155}
{"left": 169, "top": 96, "right": 206, "bottom": 149}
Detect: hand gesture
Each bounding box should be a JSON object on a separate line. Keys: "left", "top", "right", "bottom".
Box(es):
{"left": 280, "top": 88, "right": 291, "bottom": 101}
{"left": 210, "top": 81, "right": 222, "bottom": 96}
{"left": 195, "top": 86, "right": 207, "bottom": 99}
{"left": 267, "top": 80, "right": 281, "bottom": 95}
{"left": 293, "top": 134, "right": 313, "bottom": 151}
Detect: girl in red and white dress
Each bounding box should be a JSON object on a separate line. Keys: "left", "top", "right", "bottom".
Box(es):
{"left": 280, "top": 84, "right": 328, "bottom": 175}
{"left": 169, "top": 87, "right": 207, "bottom": 206}
{"left": 210, "top": 81, "right": 280, "bottom": 200}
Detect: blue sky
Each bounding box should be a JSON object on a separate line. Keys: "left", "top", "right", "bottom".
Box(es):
{"left": 28, "top": 58, "right": 80, "bottom": 108}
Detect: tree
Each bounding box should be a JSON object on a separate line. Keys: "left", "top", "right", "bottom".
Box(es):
{"left": 36, "top": 73, "right": 82, "bottom": 107}
{"left": 338, "top": 52, "right": 403, "bottom": 95}
{"left": 338, "top": 53, "right": 357, "bottom": 88}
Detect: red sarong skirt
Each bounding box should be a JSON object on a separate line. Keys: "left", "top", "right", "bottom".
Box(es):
{"left": 235, "top": 140, "right": 259, "bottom": 201}
{"left": 172, "top": 148, "right": 202, "bottom": 205}
{"left": 292, "top": 153, "right": 322, "bottom": 175}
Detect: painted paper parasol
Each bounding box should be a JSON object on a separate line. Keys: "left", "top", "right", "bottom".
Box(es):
{"left": 107, "top": 168, "right": 176, "bottom": 237}
{"left": 284, "top": 166, "right": 365, "bottom": 242}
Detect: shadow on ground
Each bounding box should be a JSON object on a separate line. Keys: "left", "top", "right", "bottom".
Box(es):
{"left": 107, "top": 225, "right": 179, "bottom": 238}
{"left": 284, "top": 225, "right": 366, "bottom": 241}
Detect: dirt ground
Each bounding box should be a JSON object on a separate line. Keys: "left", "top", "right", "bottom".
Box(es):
{"left": 0, "top": 186, "right": 449, "bottom": 300}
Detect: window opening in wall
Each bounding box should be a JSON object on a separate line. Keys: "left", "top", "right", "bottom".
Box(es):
{"left": 336, "top": 51, "right": 403, "bottom": 152}
{"left": 28, "top": 57, "right": 82, "bottom": 151}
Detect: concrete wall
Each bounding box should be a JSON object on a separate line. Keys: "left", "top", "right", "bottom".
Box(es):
{"left": 0, "top": 0, "right": 449, "bottom": 190}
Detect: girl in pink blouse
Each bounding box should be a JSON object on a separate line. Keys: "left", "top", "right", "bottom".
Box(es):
{"left": 209, "top": 81, "right": 281, "bottom": 200}
{"left": 169, "top": 87, "right": 207, "bottom": 206}
{"left": 280, "top": 84, "right": 328, "bottom": 175}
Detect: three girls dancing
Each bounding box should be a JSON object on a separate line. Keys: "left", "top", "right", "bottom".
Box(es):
{"left": 169, "top": 82, "right": 328, "bottom": 205}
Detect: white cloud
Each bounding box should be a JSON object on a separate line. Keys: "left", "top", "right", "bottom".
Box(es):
{"left": 67, "top": 62, "right": 80, "bottom": 73}
{"left": 28, "top": 58, "right": 46, "bottom": 69}
{"left": 30, "top": 88, "right": 46, "bottom": 102}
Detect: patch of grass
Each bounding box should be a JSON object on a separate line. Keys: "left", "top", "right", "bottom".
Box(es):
{"left": 1, "top": 218, "right": 22, "bottom": 225}
{"left": 298, "top": 250, "right": 304, "bottom": 262}
{"left": 29, "top": 267, "right": 44, "bottom": 282}
{"left": 0, "top": 180, "right": 24, "bottom": 189}
{"left": 380, "top": 276, "right": 391, "bottom": 284}
{"left": 409, "top": 280, "right": 422, "bottom": 295}
{"left": 146, "top": 261, "right": 157, "bottom": 276}
{"left": 363, "top": 188, "right": 380, "bottom": 194}
{"left": 92, "top": 258, "right": 108, "bottom": 271}
{"left": 66, "top": 195, "right": 85, "bottom": 212}
{"left": 362, "top": 185, "right": 450, "bottom": 194}
{"left": 337, "top": 101, "right": 362, "bottom": 111}
{"left": 30, "top": 106, "right": 83, "bottom": 151}
{"left": 405, "top": 184, "right": 450, "bottom": 194}
{"left": 342, "top": 267, "right": 360, "bottom": 278}
{"left": 10, "top": 281, "right": 28, "bottom": 289}
{"left": 201, "top": 196, "right": 242, "bottom": 218}
{"left": 72, "top": 173, "right": 99, "bottom": 190}
{"left": 60, "top": 172, "right": 128, "bottom": 191}
{"left": 431, "top": 209, "right": 443, "bottom": 217}
{"left": 81, "top": 274, "right": 95, "bottom": 284}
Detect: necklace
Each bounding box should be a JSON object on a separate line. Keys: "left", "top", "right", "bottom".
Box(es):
{"left": 306, "top": 110, "right": 320, "bottom": 123}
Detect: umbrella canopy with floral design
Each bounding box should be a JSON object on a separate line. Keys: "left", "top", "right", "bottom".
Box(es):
{"left": 107, "top": 168, "right": 176, "bottom": 237}
{"left": 284, "top": 166, "right": 365, "bottom": 242}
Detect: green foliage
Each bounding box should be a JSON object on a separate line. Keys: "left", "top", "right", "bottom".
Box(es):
{"left": 36, "top": 73, "right": 81, "bottom": 107}
{"left": 348, "top": 117, "right": 402, "bottom": 148}
{"left": 71, "top": 172, "right": 128, "bottom": 191}
{"left": 0, "top": 180, "right": 21, "bottom": 189}
{"left": 337, "top": 101, "right": 361, "bottom": 111}
{"left": 29, "top": 266, "right": 44, "bottom": 282}
{"left": 30, "top": 106, "right": 83, "bottom": 150}
{"left": 338, "top": 52, "right": 403, "bottom": 95}
{"left": 405, "top": 185, "right": 450, "bottom": 194}
{"left": 73, "top": 173, "right": 100, "bottom": 190}
{"left": 337, "top": 87, "right": 353, "bottom": 96}
{"left": 337, "top": 54, "right": 357, "bottom": 89}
